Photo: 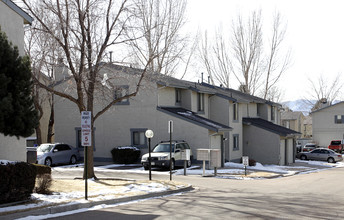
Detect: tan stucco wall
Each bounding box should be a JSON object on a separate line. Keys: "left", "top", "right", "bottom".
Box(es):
{"left": 0, "top": 1, "right": 25, "bottom": 55}
{"left": 227, "top": 102, "right": 243, "bottom": 162}
{"left": 0, "top": 134, "right": 26, "bottom": 161}
{"left": 243, "top": 124, "right": 281, "bottom": 165}
{"left": 312, "top": 103, "right": 344, "bottom": 147}
{"left": 0, "top": 1, "right": 29, "bottom": 161}
{"left": 54, "top": 75, "right": 213, "bottom": 161}
{"left": 157, "top": 86, "right": 176, "bottom": 107}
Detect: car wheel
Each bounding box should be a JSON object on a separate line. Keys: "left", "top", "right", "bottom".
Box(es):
{"left": 187, "top": 160, "right": 192, "bottom": 167}
{"left": 143, "top": 166, "right": 149, "bottom": 170}
{"left": 45, "top": 158, "right": 52, "bottom": 166}
{"left": 70, "top": 155, "right": 77, "bottom": 164}
{"left": 300, "top": 155, "right": 307, "bottom": 160}
{"left": 327, "top": 157, "right": 335, "bottom": 163}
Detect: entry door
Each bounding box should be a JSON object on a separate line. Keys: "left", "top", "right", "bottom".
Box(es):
{"left": 280, "top": 140, "right": 286, "bottom": 166}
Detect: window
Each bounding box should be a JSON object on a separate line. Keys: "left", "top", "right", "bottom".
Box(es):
{"left": 175, "top": 144, "right": 182, "bottom": 152}
{"left": 197, "top": 93, "right": 204, "bottom": 112}
{"left": 233, "top": 103, "right": 238, "bottom": 122}
{"left": 311, "top": 149, "right": 321, "bottom": 153}
{"left": 175, "top": 89, "right": 181, "bottom": 104}
{"left": 271, "top": 106, "right": 275, "bottom": 121}
{"left": 114, "top": 85, "right": 129, "bottom": 105}
{"left": 233, "top": 134, "right": 239, "bottom": 151}
{"left": 257, "top": 104, "right": 262, "bottom": 117}
{"left": 131, "top": 128, "right": 147, "bottom": 147}
{"left": 335, "top": 115, "right": 344, "bottom": 124}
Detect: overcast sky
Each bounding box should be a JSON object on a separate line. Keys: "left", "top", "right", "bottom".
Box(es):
{"left": 186, "top": 0, "right": 344, "bottom": 102}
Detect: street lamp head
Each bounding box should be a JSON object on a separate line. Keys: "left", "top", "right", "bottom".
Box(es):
{"left": 145, "top": 129, "right": 154, "bottom": 138}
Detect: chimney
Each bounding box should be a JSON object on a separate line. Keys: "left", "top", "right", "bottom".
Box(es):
{"left": 201, "top": 72, "right": 203, "bottom": 83}
{"left": 109, "top": 51, "right": 113, "bottom": 63}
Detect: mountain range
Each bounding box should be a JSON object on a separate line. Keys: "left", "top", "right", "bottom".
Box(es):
{"left": 281, "top": 99, "right": 315, "bottom": 115}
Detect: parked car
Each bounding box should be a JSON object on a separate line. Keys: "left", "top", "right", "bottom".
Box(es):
{"left": 302, "top": 143, "right": 317, "bottom": 152}
{"left": 328, "top": 140, "right": 344, "bottom": 153}
{"left": 141, "top": 140, "right": 193, "bottom": 170}
{"left": 36, "top": 143, "right": 79, "bottom": 166}
{"left": 296, "top": 148, "right": 343, "bottom": 163}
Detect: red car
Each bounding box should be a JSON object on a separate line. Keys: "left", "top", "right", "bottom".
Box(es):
{"left": 328, "top": 140, "right": 344, "bottom": 153}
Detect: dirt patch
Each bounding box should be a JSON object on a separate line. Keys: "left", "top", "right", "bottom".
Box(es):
{"left": 49, "top": 179, "right": 187, "bottom": 194}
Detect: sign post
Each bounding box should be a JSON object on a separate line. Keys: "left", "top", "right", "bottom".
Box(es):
{"left": 81, "top": 111, "right": 92, "bottom": 200}
{"left": 242, "top": 156, "right": 249, "bottom": 176}
{"left": 168, "top": 120, "right": 173, "bottom": 181}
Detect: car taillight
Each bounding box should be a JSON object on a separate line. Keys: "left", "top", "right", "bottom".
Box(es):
{"left": 338, "top": 155, "right": 342, "bottom": 158}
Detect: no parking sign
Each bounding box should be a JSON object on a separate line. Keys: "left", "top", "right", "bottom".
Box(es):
{"left": 81, "top": 111, "right": 92, "bottom": 146}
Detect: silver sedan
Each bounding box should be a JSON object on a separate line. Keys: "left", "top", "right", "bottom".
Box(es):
{"left": 36, "top": 143, "right": 79, "bottom": 166}
{"left": 297, "top": 148, "right": 343, "bottom": 163}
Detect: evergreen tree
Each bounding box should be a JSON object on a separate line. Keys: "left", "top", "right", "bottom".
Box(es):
{"left": 0, "top": 29, "right": 38, "bottom": 138}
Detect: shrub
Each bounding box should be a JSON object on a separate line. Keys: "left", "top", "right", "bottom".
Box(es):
{"left": 248, "top": 159, "right": 256, "bottom": 166}
{"left": 34, "top": 174, "right": 52, "bottom": 194}
{"left": 111, "top": 146, "right": 141, "bottom": 164}
{"left": 0, "top": 162, "right": 36, "bottom": 204}
{"left": 33, "top": 164, "right": 52, "bottom": 194}
{"left": 33, "top": 163, "right": 51, "bottom": 176}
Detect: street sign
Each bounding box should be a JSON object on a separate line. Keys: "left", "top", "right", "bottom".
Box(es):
{"left": 168, "top": 120, "right": 173, "bottom": 133}
{"left": 242, "top": 156, "right": 249, "bottom": 166}
{"left": 81, "top": 111, "right": 92, "bottom": 146}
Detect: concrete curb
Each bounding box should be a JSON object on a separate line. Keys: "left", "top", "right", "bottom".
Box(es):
{"left": 0, "top": 185, "right": 193, "bottom": 220}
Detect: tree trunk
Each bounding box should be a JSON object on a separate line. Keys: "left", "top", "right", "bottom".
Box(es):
{"left": 47, "top": 98, "right": 54, "bottom": 143}
{"left": 35, "top": 126, "right": 42, "bottom": 145}
{"left": 83, "top": 145, "right": 96, "bottom": 179}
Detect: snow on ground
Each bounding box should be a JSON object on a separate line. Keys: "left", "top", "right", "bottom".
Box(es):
{"left": 0, "top": 160, "right": 15, "bottom": 165}
{"left": 0, "top": 179, "right": 172, "bottom": 215}
{"left": 1, "top": 159, "right": 344, "bottom": 217}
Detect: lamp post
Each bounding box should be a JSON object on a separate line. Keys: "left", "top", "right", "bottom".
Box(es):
{"left": 145, "top": 129, "right": 154, "bottom": 180}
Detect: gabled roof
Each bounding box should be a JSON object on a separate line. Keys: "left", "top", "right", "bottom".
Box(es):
{"left": 1, "top": 0, "right": 33, "bottom": 24}
{"left": 243, "top": 117, "right": 301, "bottom": 137}
{"left": 311, "top": 101, "right": 344, "bottom": 114}
{"left": 157, "top": 107, "right": 232, "bottom": 132}
{"left": 58, "top": 63, "right": 281, "bottom": 106}
{"left": 281, "top": 111, "right": 304, "bottom": 120}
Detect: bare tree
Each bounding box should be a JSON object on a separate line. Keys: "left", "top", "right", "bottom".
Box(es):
{"left": 198, "top": 30, "right": 231, "bottom": 87}
{"left": 231, "top": 11, "right": 264, "bottom": 96}
{"left": 125, "top": 0, "right": 189, "bottom": 76}
{"left": 261, "top": 12, "right": 291, "bottom": 99}
{"left": 199, "top": 10, "right": 290, "bottom": 99}
{"left": 22, "top": 0, "right": 158, "bottom": 179}
{"left": 25, "top": 22, "right": 57, "bottom": 145}
{"left": 306, "top": 74, "right": 343, "bottom": 111}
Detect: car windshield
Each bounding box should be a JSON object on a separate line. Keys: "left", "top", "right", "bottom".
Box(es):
{"left": 153, "top": 143, "right": 174, "bottom": 152}
{"left": 331, "top": 141, "right": 341, "bottom": 145}
{"left": 37, "top": 144, "right": 54, "bottom": 153}
{"left": 305, "top": 145, "right": 315, "bottom": 148}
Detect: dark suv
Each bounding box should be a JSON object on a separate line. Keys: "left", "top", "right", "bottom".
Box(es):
{"left": 141, "top": 141, "right": 193, "bottom": 170}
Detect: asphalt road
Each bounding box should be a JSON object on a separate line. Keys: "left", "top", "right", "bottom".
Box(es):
{"left": 50, "top": 166, "right": 344, "bottom": 220}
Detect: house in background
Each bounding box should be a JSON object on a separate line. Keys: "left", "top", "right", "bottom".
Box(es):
{"left": 312, "top": 101, "right": 344, "bottom": 147}
{"left": 302, "top": 115, "right": 312, "bottom": 139}
{"left": 53, "top": 63, "right": 299, "bottom": 166}
{"left": 281, "top": 111, "right": 306, "bottom": 136}
{"left": 0, "top": 0, "right": 33, "bottom": 162}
